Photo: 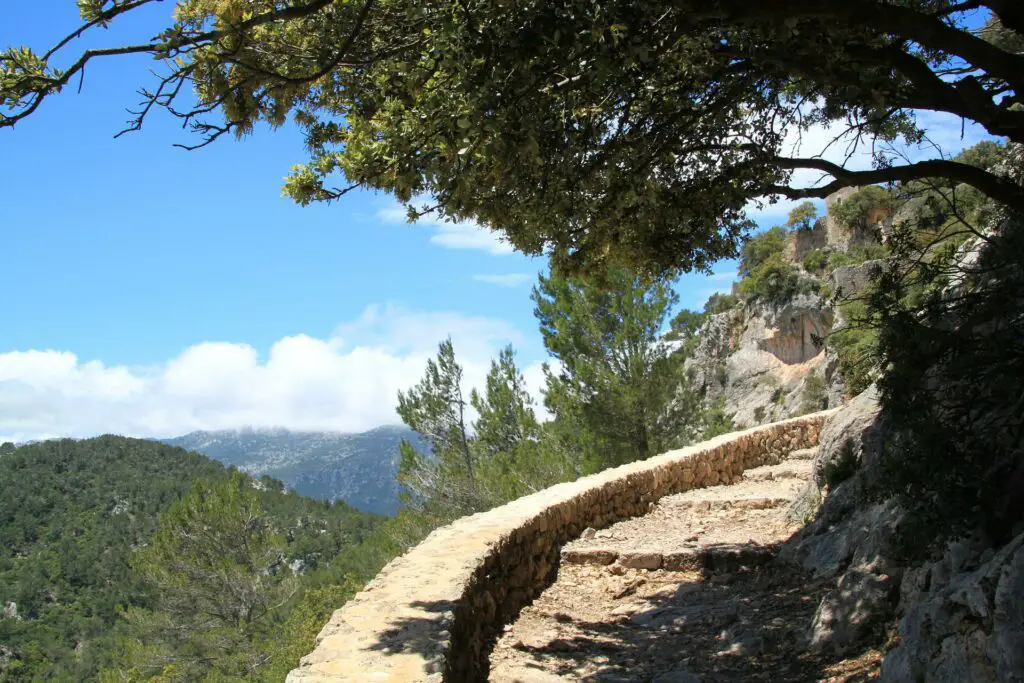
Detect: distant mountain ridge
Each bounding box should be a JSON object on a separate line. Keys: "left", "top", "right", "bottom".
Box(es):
{"left": 163, "top": 425, "right": 423, "bottom": 515}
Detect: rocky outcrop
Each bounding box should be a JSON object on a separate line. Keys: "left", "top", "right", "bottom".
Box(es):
{"left": 830, "top": 260, "right": 886, "bottom": 302}
{"left": 779, "top": 387, "right": 1024, "bottom": 681}
{"left": 882, "top": 532, "right": 1024, "bottom": 682}
{"left": 689, "top": 294, "right": 834, "bottom": 429}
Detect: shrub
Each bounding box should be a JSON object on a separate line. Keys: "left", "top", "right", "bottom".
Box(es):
{"left": 872, "top": 204, "right": 1024, "bottom": 556}
{"left": 803, "top": 249, "right": 827, "bottom": 273}
{"left": 827, "top": 242, "right": 890, "bottom": 270}
{"left": 737, "top": 252, "right": 818, "bottom": 303}
{"left": 703, "top": 292, "right": 738, "bottom": 315}
{"left": 738, "top": 226, "right": 788, "bottom": 278}
{"left": 832, "top": 185, "right": 894, "bottom": 230}
{"left": 798, "top": 373, "right": 828, "bottom": 415}
{"left": 830, "top": 302, "right": 879, "bottom": 397}
{"left": 700, "top": 398, "right": 734, "bottom": 439}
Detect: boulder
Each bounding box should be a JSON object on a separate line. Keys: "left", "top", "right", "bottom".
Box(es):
{"left": 810, "top": 569, "right": 894, "bottom": 654}
{"left": 881, "top": 532, "right": 1024, "bottom": 683}
{"left": 813, "top": 385, "right": 882, "bottom": 490}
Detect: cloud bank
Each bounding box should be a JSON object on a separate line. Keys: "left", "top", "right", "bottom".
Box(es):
{"left": 0, "top": 305, "right": 547, "bottom": 442}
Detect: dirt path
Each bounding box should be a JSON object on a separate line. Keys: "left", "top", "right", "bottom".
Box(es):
{"left": 489, "top": 455, "right": 882, "bottom": 683}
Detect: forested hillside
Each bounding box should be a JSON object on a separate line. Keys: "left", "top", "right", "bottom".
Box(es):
{"left": 0, "top": 437, "right": 386, "bottom": 681}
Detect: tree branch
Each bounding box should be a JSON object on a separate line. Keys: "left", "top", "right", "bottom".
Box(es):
{"left": 765, "top": 156, "right": 1024, "bottom": 213}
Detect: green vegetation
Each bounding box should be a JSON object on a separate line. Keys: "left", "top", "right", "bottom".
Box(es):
{"left": 703, "top": 293, "right": 738, "bottom": 315}
{"left": 866, "top": 142, "right": 1024, "bottom": 554}
{"left": 394, "top": 266, "right": 721, "bottom": 531}
{"left": 787, "top": 202, "right": 819, "bottom": 231}
{"left": 4, "top": 3, "right": 1023, "bottom": 277}
{"left": 802, "top": 249, "right": 827, "bottom": 274}
{"left": 830, "top": 302, "right": 881, "bottom": 397}
{"left": 798, "top": 374, "right": 829, "bottom": 416}
{"left": 832, "top": 185, "right": 895, "bottom": 231}
{"left": 827, "top": 242, "right": 890, "bottom": 270}
{"left": 535, "top": 268, "right": 706, "bottom": 468}
{"left": 2, "top": 2, "right": 1022, "bottom": 670}
{"left": 0, "top": 437, "right": 386, "bottom": 681}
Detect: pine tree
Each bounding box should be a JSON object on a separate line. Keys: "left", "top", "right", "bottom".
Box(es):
{"left": 533, "top": 267, "right": 703, "bottom": 471}
{"left": 105, "top": 473, "right": 295, "bottom": 681}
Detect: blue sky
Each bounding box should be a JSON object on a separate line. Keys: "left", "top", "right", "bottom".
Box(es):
{"left": 0, "top": 2, "right": 991, "bottom": 441}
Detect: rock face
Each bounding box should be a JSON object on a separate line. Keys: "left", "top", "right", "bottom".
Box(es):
{"left": 686, "top": 187, "right": 894, "bottom": 430}
{"left": 689, "top": 294, "right": 834, "bottom": 429}
{"left": 779, "top": 387, "right": 1024, "bottom": 682}
{"left": 882, "top": 532, "right": 1024, "bottom": 682}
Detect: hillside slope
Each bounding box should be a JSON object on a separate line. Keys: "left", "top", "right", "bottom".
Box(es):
{"left": 0, "top": 436, "right": 382, "bottom": 681}
{"left": 164, "top": 425, "right": 424, "bottom": 515}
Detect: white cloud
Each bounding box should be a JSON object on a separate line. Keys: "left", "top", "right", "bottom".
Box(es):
{"left": 472, "top": 273, "right": 533, "bottom": 288}
{"left": 376, "top": 202, "right": 514, "bottom": 255}
{"left": 0, "top": 305, "right": 544, "bottom": 442}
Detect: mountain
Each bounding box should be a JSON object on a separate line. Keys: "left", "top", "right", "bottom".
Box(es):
{"left": 0, "top": 436, "right": 383, "bottom": 681}
{"left": 163, "top": 426, "right": 425, "bottom": 515}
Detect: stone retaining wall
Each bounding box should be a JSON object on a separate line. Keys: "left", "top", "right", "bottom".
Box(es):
{"left": 287, "top": 412, "right": 835, "bottom": 683}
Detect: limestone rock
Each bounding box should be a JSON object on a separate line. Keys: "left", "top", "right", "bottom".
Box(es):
{"left": 813, "top": 385, "right": 882, "bottom": 490}
{"left": 881, "top": 532, "right": 1024, "bottom": 683}
{"left": 810, "top": 569, "right": 893, "bottom": 654}
{"left": 830, "top": 260, "right": 886, "bottom": 303}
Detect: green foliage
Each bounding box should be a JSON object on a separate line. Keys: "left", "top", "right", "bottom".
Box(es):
{"left": 534, "top": 267, "right": 704, "bottom": 469}
{"left": 108, "top": 474, "right": 298, "bottom": 681}
{"left": 735, "top": 226, "right": 820, "bottom": 303}
{"left": 7, "top": 0, "right": 1022, "bottom": 275}
{"left": 699, "top": 398, "right": 735, "bottom": 440}
{"left": 868, "top": 160, "right": 1024, "bottom": 554}
{"left": 396, "top": 338, "right": 481, "bottom": 519}
{"left": 798, "top": 373, "right": 829, "bottom": 415}
{"left": 0, "top": 437, "right": 383, "bottom": 681}
{"left": 832, "top": 185, "right": 894, "bottom": 231}
{"left": 787, "top": 201, "right": 818, "bottom": 230}
{"left": 738, "top": 227, "right": 789, "bottom": 279}
{"left": 703, "top": 293, "right": 738, "bottom": 315}
{"left": 802, "top": 249, "right": 827, "bottom": 274}
{"left": 664, "top": 308, "right": 706, "bottom": 356}
{"left": 737, "top": 252, "right": 818, "bottom": 303}
{"left": 395, "top": 340, "right": 557, "bottom": 529}
{"left": 827, "top": 242, "right": 890, "bottom": 270}
{"left": 830, "top": 302, "right": 880, "bottom": 397}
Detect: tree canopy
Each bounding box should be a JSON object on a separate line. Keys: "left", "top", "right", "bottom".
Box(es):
{"left": 2, "top": 1, "right": 1022, "bottom": 274}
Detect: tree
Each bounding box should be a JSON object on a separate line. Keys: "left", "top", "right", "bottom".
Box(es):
{"left": 533, "top": 267, "right": 703, "bottom": 470}
{"left": 3, "top": 2, "right": 1023, "bottom": 276}
{"left": 395, "top": 340, "right": 550, "bottom": 525}
{"left": 109, "top": 473, "right": 296, "bottom": 681}
{"left": 787, "top": 202, "right": 819, "bottom": 231}
{"left": 395, "top": 339, "right": 479, "bottom": 522}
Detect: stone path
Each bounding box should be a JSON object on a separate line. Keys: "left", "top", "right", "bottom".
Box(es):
{"left": 489, "top": 451, "right": 882, "bottom": 682}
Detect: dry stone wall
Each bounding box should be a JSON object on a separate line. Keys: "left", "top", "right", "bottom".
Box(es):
{"left": 287, "top": 412, "right": 834, "bottom": 683}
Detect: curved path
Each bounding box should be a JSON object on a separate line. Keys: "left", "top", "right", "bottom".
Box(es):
{"left": 287, "top": 414, "right": 836, "bottom": 682}
{"left": 489, "top": 452, "right": 882, "bottom": 682}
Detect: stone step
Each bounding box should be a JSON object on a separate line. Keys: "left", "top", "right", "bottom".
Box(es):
{"left": 787, "top": 447, "right": 818, "bottom": 460}
{"left": 672, "top": 496, "right": 793, "bottom": 512}
{"left": 562, "top": 544, "right": 776, "bottom": 573}
{"left": 742, "top": 459, "right": 814, "bottom": 483}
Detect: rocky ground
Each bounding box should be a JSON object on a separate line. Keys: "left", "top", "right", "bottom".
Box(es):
{"left": 489, "top": 453, "right": 883, "bottom": 682}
